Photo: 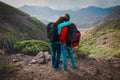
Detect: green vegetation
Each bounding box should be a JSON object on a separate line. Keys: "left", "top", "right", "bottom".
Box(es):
{"left": 0, "top": 1, "right": 48, "bottom": 55}
{"left": 0, "top": 49, "right": 5, "bottom": 55}
{"left": 31, "top": 17, "right": 42, "bottom": 24}
{"left": 0, "top": 15, "right": 47, "bottom": 40}
{"left": 0, "top": 63, "right": 19, "bottom": 79}
{"left": 28, "top": 17, "right": 46, "bottom": 32}
{"left": 0, "top": 63, "right": 5, "bottom": 79}
{"left": 14, "top": 40, "right": 50, "bottom": 55}
{"left": 88, "top": 46, "right": 115, "bottom": 60}
{"left": 0, "top": 31, "right": 18, "bottom": 53}
{"left": 0, "top": 1, "right": 47, "bottom": 41}
{"left": 6, "top": 63, "right": 19, "bottom": 73}
{"left": 75, "top": 20, "right": 120, "bottom": 60}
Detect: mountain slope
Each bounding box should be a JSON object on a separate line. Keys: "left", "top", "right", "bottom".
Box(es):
{"left": 0, "top": 1, "right": 47, "bottom": 41}
{"left": 104, "top": 6, "right": 120, "bottom": 21}
{"left": 77, "top": 7, "right": 120, "bottom": 59}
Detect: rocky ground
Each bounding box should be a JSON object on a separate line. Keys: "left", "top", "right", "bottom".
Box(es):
{"left": 0, "top": 52, "right": 120, "bottom": 80}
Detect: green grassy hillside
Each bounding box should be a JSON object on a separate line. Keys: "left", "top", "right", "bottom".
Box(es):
{"left": 76, "top": 20, "right": 120, "bottom": 59}
{"left": 0, "top": 1, "right": 48, "bottom": 54}
{"left": 0, "top": 1, "right": 47, "bottom": 41}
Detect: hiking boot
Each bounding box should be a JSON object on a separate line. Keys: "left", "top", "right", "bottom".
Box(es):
{"left": 71, "top": 66, "right": 77, "bottom": 69}
{"left": 53, "top": 67, "right": 59, "bottom": 71}
{"left": 63, "top": 68, "right": 67, "bottom": 71}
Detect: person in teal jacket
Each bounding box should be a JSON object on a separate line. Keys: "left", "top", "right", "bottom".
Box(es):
{"left": 58, "top": 19, "right": 72, "bottom": 35}
{"left": 58, "top": 13, "right": 76, "bottom": 70}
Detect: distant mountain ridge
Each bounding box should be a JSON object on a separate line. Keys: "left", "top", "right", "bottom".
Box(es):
{"left": 0, "top": 1, "right": 47, "bottom": 41}
{"left": 19, "top": 5, "right": 119, "bottom": 28}
{"left": 19, "top": 5, "right": 64, "bottom": 24}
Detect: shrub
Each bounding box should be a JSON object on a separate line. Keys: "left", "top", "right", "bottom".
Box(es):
{"left": 0, "top": 49, "right": 6, "bottom": 55}
{"left": 0, "top": 64, "right": 4, "bottom": 71}
{"left": 0, "top": 63, "right": 5, "bottom": 79}
{"left": 74, "top": 42, "right": 90, "bottom": 58}
{"left": 6, "top": 64, "right": 19, "bottom": 73}
{"left": 114, "top": 50, "right": 120, "bottom": 58}
{"left": 88, "top": 45, "right": 115, "bottom": 60}
{"left": 74, "top": 48, "right": 90, "bottom": 58}
{"left": 14, "top": 40, "right": 50, "bottom": 55}
{"left": 88, "top": 40, "right": 94, "bottom": 45}
{"left": 0, "top": 63, "right": 19, "bottom": 79}
{"left": 0, "top": 32, "right": 18, "bottom": 53}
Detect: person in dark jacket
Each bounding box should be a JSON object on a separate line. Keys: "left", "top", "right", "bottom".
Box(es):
{"left": 46, "top": 16, "right": 72, "bottom": 69}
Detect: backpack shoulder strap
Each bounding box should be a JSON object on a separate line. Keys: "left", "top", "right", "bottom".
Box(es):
{"left": 46, "top": 22, "right": 53, "bottom": 27}
{"left": 68, "top": 23, "right": 76, "bottom": 29}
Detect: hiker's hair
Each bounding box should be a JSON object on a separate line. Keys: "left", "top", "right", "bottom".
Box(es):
{"left": 55, "top": 16, "right": 65, "bottom": 24}
{"left": 64, "top": 13, "right": 70, "bottom": 21}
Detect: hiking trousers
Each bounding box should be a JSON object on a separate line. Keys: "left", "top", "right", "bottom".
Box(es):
{"left": 61, "top": 44, "right": 76, "bottom": 70}
{"left": 50, "top": 42, "right": 61, "bottom": 68}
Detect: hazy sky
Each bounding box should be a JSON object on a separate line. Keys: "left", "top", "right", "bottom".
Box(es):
{"left": 0, "top": 0, "right": 120, "bottom": 10}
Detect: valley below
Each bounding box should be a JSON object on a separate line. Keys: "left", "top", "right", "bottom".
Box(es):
{"left": 78, "top": 28, "right": 90, "bottom": 34}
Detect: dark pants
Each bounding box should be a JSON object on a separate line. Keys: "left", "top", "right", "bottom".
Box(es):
{"left": 50, "top": 42, "right": 61, "bottom": 68}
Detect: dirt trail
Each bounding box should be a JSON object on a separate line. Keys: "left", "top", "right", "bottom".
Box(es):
{"left": 0, "top": 54, "right": 120, "bottom": 80}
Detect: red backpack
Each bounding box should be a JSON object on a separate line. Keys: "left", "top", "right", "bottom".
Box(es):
{"left": 66, "top": 23, "right": 81, "bottom": 48}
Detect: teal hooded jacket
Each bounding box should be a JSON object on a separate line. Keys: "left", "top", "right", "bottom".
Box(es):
{"left": 57, "top": 20, "right": 72, "bottom": 35}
